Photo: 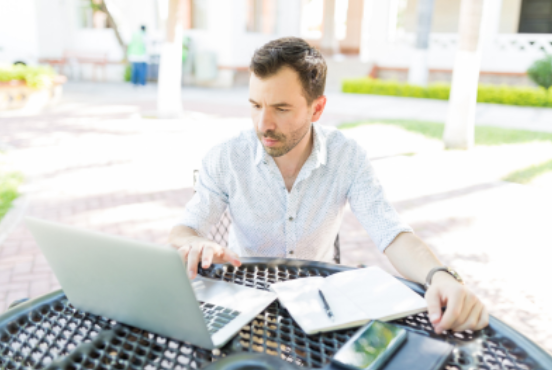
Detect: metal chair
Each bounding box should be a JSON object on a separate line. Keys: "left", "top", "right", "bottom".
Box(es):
{"left": 193, "top": 170, "right": 341, "bottom": 264}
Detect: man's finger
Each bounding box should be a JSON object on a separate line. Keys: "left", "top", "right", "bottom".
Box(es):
{"left": 475, "top": 305, "right": 489, "bottom": 331}
{"left": 451, "top": 294, "right": 476, "bottom": 331}
{"left": 187, "top": 244, "right": 204, "bottom": 280}
{"left": 202, "top": 246, "right": 214, "bottom": 269}
{"left": 222, "top": 248, "right": 241, "bottom": 267}
{"left": 436, "top": 289, "right": 465, "bottom": 334}
{"left": 177, "top": 245, "right": 191, "bottom": 265}
{"left": 425, "top": 287, "right": 443, "bottom": 325}
{"left": 453, "top": 299, "right": 482, "bottom": 332}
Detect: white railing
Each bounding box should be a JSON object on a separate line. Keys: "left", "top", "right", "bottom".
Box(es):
{"left": 382, "top": 32, "right": 552, "bottom": 72}
{"left": 493, "top": 34, "right": 552, "bottom": 54}
{"left": 393, "top": 33, "right": 459, "bottom": 51}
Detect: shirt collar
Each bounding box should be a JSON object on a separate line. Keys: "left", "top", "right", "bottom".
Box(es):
{"left": 254, "top": 123, "right": 327, "bottom": 167}
{"left": 311, "top": 122, "right": 328, "bottom": 168}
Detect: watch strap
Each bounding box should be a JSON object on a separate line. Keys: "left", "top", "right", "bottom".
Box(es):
{"left": 424, "top": 266, "right": 464, "bottom": 290}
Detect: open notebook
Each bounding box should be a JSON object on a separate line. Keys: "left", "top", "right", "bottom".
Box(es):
{"left": 270, "top": 266, "right": 427, "bottom": 335}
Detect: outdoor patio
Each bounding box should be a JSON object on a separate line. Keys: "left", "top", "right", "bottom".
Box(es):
{"left": 1, "top": 82, "right": 552, "bottom": 354}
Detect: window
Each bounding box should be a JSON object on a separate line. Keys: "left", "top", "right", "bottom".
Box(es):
{"left": 76, "top": 0, "right": 111, "bottom": 29}
{"left": 191, "top": 0, "right": 208, "bottom": 30}
{"left": 246, "top": 0, "right": 275, "bottom": 34}
{"left": 301, "top": 0, "right": 324, "bottom": 39}
{"left": 335, "top": 0, "right": 349, "bottom": 40}
{"left": 518, "top": 0, "right": 552, "bottom": 33}
{"left": 77, "top": 0, "right": 94, "bottom": 28}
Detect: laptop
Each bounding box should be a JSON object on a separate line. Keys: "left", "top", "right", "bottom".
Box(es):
{"left": 25, "top": 217, "right": 277, "bottom": 349}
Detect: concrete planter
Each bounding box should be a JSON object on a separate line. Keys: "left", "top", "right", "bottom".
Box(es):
{"left": 0, "top": 76, "right": 66, "bottom": 112}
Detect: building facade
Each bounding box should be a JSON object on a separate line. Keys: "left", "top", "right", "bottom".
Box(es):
{"left": 2, "top": 0, "right": 550, "bottom": 86}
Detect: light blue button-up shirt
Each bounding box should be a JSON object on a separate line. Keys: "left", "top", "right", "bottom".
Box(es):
{"left": 179, "top": 123, "right": 412, "bottom": 262}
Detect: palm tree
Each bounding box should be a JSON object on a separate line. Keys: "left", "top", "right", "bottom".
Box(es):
{"left": 95, "top": 0, "right": 126, "bottom": 55}
{"left": 442, "top": 0, "right": 485, "bottom": 149}
{"left": 157, "top": 0, "right": 187, "bottom": 117}
{"left": 408, "top": 0, "right": 435, "bottom": 86}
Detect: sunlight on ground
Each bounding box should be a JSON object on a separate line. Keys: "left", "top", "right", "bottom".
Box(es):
{"left": 342, "top": 122, "right": 552, "bottom": 189}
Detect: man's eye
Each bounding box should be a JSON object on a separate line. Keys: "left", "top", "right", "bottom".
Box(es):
{"left": 277, "top": 108, "right": 288, "bottom": 112}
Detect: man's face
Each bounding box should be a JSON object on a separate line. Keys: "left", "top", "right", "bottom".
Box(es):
{"left": 249, "top": 67, "right": 324, "bottom": 158}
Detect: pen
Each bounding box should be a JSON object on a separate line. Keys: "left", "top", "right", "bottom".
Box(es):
{"left": 318, "top": 289, "right": 335, "bottom": 321}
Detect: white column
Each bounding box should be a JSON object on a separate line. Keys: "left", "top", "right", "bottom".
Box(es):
{"left": 157, "top": 0, "right": 186, "bottom": 118}
{"left": 407, "top": 0, "right": 435, "bottom": 86}
{"left": 359, "top": 0, "right": 393, "bottom": 63}
{"left": 443, "top": 0, "right": 486, "bottom": 149}
{"left": 321, "top": 0, "right": 339, "bottom": 54}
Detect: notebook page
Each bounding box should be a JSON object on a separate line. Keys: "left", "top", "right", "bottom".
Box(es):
{"left": 324, "top": 267, "right": 427, "bottom": 320}
{"left": 270, "top": 277, "right": 367, "bottom": 334}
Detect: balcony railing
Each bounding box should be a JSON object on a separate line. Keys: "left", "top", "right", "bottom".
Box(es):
{"left": 378, "top": 33, "right": 552, "bottom": 73}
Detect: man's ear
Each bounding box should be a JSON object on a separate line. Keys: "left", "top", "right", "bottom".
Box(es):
{"left": 310, "top": 95, "right": 327, "bottom": 123}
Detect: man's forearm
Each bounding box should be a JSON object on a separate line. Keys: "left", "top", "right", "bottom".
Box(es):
{"left": 168, "top": 224, "right": 199, "bottom": 247}
{"left": 385, "top": 233, "right": 488, "bottom": 333}
{"left": 384, "top": 232, "right": 444, "bottom": 285}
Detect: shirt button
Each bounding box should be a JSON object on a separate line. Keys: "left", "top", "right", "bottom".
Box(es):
{"left": 289, "top": 251, "right": 294, "bottom": 255}
{"left": 288, "top": 217, "right": 293, "bottom": 221}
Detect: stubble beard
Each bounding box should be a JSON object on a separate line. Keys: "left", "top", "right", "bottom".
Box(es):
{"left": 257, "top": 120, "right": 312, "bottom": 158}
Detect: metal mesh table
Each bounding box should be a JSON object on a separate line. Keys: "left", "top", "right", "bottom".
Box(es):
{"left": 0, "top": 258, "right": 550, "bottom": 370}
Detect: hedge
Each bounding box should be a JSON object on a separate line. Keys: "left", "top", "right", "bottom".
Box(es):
{"left": 342, "top": 78, "right": 552, "bottom": 108}
{"left": 0, "top": 65, "right": 56, "bottom": 89}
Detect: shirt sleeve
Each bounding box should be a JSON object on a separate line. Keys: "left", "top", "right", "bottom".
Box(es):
{"left": 347, "top": 145, "right": 412, "bottom": 252}
{"left": 176, "top": 147, "right": 228, "bottom": 238}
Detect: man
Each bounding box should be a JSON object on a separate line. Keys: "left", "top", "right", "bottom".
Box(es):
{"left": 127, "top": 25, "right": 148, "bottom": 87}
{"left": 169, "top": 37, "right": 488, "bottom": 334}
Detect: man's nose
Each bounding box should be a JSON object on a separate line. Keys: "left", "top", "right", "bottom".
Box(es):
{"left": 258, "top": 109, "right": 276, "bottom": 133}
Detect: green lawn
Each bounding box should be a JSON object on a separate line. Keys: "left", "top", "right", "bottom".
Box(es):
{"left": 502, "top": 159, "right": 552, "bottom": 184}
{"left": 0, "top": 172, "right": 23, "bottom": 220}
{"left": 338, "top": 120, "right": 552, "bottom": 146}
{"left": 0, "top": 150, "right": 23, "bottom": 221}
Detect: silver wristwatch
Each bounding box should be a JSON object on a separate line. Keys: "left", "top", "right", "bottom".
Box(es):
{"left": 424, "top": 266, "right": 464, "bottom": 290}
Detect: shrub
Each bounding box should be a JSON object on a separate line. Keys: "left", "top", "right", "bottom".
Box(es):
{"left": 477, "top": 84, "right": 551, "bottom": 107}
{"left": 124, "top": 64, "right": 131, "bottom": 82}
{"left": 0, "top": 65, "right": 56, "bottom": 89}
{"left": 342, "top": 78, "right": 552, "bottom": 108}
{"left": 527, "top": 55, "right": 552, "bottom": 89}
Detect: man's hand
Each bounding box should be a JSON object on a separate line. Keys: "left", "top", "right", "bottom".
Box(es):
{"left": 170, "top": 231, "right": 241, "bottom": 279}
{"left": 425, "top": 272, "right": 488, "bottom": 334}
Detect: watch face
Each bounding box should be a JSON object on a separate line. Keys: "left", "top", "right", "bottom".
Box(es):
{"left": 447, "top": 268, "right": 464, "bottom": 284}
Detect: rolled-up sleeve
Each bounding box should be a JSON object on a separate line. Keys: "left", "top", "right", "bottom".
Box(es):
{"left": 347, "top": 145, "right": 412, "bottom": 252}
{"left": 177, "top": 147, "right": 228, "bottom": 238}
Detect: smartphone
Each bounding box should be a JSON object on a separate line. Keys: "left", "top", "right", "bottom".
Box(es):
{"left": 332, "top": 321, "right": 407, "bottom": 370}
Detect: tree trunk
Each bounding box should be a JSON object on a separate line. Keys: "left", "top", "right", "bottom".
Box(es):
{"left": 98, "top": 0, "right": 126, "bottom": 58}
{"left": 407, "top": 0, "right": 434, "bottom": 86}
{"left": 442, "top": 0, "right": 485, "bottom": 149}
{"left": 157, "top": 0, "right": 188, "bottom": 118}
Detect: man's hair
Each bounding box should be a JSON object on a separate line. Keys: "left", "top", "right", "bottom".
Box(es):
{"left": 250, "top": 37, "right": 327, "bottom": 105}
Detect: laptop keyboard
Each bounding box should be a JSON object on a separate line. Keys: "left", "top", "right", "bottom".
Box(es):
{"left": 199, "top": 301, "right": 241, "bottom": 335}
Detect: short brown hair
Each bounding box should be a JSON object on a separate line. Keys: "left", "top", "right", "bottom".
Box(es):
{"left": 250, "top": 37, "right": 327, "bottom": 104}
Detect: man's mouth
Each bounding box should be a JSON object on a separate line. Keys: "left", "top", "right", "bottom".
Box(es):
{"left": 262, "top": 137, "right": 279, "bottom": 147}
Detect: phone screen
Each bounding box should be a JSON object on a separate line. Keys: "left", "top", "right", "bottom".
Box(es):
{"left": 332, "top": 321, "right": 406, "bottom": 370}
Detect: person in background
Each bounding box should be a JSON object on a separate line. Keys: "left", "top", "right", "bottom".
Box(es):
{"left": 128, "top": 25, "right": 148, "bottom": 87}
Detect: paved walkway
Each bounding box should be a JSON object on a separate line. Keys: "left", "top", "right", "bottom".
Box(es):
{"left": 1, "top": 82, "right": 552, "bottom": 354}
{"left": 9, "top": 82, "right": 549, "bottom": 132}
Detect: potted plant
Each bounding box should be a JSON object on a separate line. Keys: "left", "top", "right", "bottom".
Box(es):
{"left": 0, "top": 64, "right": 66, "bottom": 111}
